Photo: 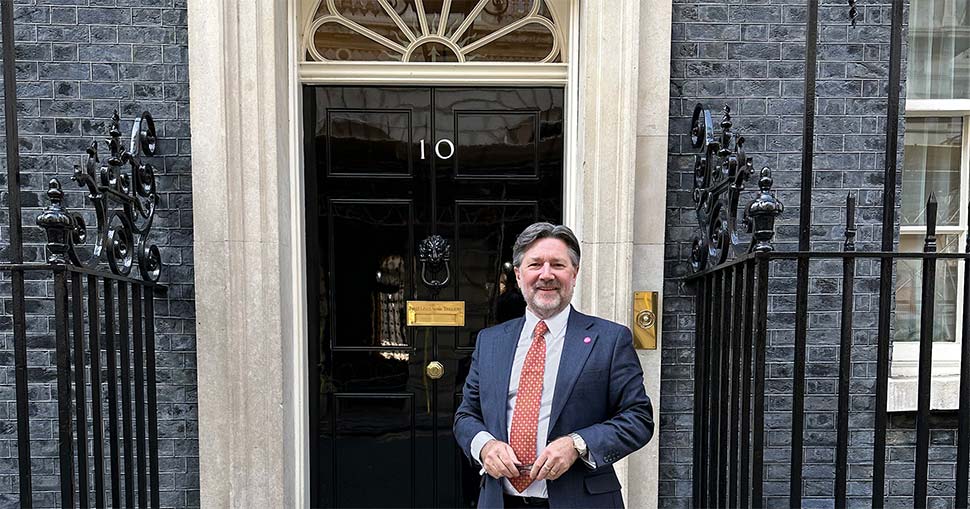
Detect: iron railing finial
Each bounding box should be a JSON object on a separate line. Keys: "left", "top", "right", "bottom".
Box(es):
{"left": 37, "top": 179, "right": 73, "bottom": 264}
{"left": 745, "top": 167, "right": 783, "bottom": 253}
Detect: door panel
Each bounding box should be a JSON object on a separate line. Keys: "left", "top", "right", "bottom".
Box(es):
{"left": 306, "top": 85, "right": 564, "bottom": 508}
{"left": 327, "top": 109, "right": 416, "bottom": 176}
{"left": 328, "top": 200, "right": 414, "bottom": 349}
{"left": 333, "top": 394, "right": 415, "bottom": 508}
{"left": 453, "top": 111, "right": 539, "bottom": 178}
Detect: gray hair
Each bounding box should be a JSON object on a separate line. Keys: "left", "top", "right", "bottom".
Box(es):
{"left": 512, "top": 222, "right": 581, "bottom": 268}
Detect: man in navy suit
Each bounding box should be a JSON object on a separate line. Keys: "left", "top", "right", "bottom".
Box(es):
{"left": 454, "top": 223, "right": 654, "bottom": 508}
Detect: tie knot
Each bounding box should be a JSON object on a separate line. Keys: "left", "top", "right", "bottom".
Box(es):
{"left": 534, "top": 320, "right": 549, "bottom": 338}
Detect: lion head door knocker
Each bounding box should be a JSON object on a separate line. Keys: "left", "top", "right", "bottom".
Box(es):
{"left": 418, "top": 234, "right": 451, "bottom": 295}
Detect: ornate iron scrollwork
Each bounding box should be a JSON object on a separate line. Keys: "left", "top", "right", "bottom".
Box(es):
{"left": 418, "top": 234, "right": 451, "bottom": 293}
{"left": 38, "top": 111, "right": 162, "bottom": 282}
{"left": 688, "top": 104, "right": 782, "bottom": 272}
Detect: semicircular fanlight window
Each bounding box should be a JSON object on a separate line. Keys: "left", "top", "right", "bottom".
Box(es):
{"left": 303, "top": 0, "right": 565, "bottom": 63}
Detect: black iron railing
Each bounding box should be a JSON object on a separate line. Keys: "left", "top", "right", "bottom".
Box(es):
{"left": 3, "top": 263, "right": 163, "bottom": 508}
{"left": 685, "top": 105, "right": 970, "bottom": 508}
{"left": 689, "top": 194, "right": 970, "bottom": 508}
{"left": 3, "top": 116, "right": 165, "bottom": 507}
{"left": 3, "top": 5, "right": 164, "bottom": 505}
{"left": 6, "top": 109, "right": 164, "bottom": 506}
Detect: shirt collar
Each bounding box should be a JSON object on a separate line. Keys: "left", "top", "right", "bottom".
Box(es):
{"left": 523, "top": 305, "right": 571, "bottom": 339}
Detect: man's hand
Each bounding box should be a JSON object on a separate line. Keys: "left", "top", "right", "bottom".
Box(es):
{"left": 530, "top": 436, "right": 579, "bottom": 481}
{"left": 480, "top": 439, "right": 521, "bottom": 479}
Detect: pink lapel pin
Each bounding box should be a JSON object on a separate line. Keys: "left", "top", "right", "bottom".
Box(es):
{"left": 583, "top": 337, "right": 592, "bottom": 344}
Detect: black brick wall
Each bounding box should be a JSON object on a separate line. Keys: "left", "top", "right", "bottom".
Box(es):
{"left": 659, "top": 0, "right": 932, "bottom": 507}
{"left": 0, "top": 1, "right": 197, "bottom": 507}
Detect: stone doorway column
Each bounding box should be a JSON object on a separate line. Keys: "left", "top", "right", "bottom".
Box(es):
{"left": 188, "top": 0, "right": 304, "bottom": 507}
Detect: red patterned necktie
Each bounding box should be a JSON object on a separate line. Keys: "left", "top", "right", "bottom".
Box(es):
{"left": 509, "top": 320, "right": 549, "bottom": 493}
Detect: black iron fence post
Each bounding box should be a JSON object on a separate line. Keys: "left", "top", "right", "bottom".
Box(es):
{"left": 2, "top": 3, "right": 33, "bottom": 506}
{"left": 87, "top": 274, "right": 107, "bottom": 509}
{"left": 53, "top": 267, "right": 76, "bottom": 508}
{"left": 728, "top": 262, "right": 744, "bottom": 508}
{"left": 38, "top": 180, "right": 78, "bottom": 508}
{"left": 914, "top": 196, "right": 939, "bottom": 508}
{"left": 104, "top": 278, "right": 123, "bottom": 507}
{"left": 118, "top": 281, "right": 136, "bottom": 505}
{"left": 133, "top": 284, "right": 149, "bottom": 509}
{"left": 834, "top": 194, "right": 857, "bottom": 508}
{"left": 708, "top": 272, "right": 721, "bottom": 506}
{"left": 692, "top": 275, "right": 707, "bottom": 509}
{"left": 144, "top": 289, "right": 161, "bottom": 509}
{"left": 873, "top": 0, "right": 907, "bottom": 503}
{"left": 70, "top": 271, "right": 90, "bottom": 508}
{"left": 958, "top": 199, "right": 970, "bottom": 509}
{"left": 751, "top": 255, "right": 769, "bottom": 509}
{"left": 739, "top": 258, "right": 755, "bottom": 509}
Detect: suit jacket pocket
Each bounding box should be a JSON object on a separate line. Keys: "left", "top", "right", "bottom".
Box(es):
{"left": 584, "top": 471, "right": 621, "bottom": 494}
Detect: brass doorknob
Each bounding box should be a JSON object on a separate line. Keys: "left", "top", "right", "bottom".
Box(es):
{"left": 426, "top": 361, "right": 444, "bottom": 380}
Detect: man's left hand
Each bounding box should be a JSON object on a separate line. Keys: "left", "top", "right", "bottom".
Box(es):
{"left": 529, "top": 436, "right": 578, "bottom": 481}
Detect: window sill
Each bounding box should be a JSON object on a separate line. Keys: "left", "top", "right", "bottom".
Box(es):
{"left": 887, "top": 374, "right": 962, "bottom": 412}
{"left": 888, "top": 342, "right": 963, "bottom": 412}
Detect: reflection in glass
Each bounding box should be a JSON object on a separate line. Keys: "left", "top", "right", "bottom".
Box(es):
{"left": 376, "top": 254, "right": 410, "bottom": 361}
{"left": 894, "top": 234, "right": 961, "bottom": 341}
{"left": 901, "top": 117, "right": 963, "bottom": 226}
{"left": 455, "top": 203, "right": 537, "bottom": 347}
{"left": 495, "top": 261, "right": 526, "bottom": 323}
{"left": 331, "top": 202, "right": 411, "bottom": 348}
{"left": 456, "top": 111, "right": 538, "bottom": 176}
{"left": 312, "top": 21, "right": 401, "bottom": 61}
{"left": 907, "top": 0, "right": 970, "bottom": 99}
{"left": 327, "top": 110, "right": 412, "bottom": 175}
{"left": 331, "top": 351, "right": 410, "bottom": 390}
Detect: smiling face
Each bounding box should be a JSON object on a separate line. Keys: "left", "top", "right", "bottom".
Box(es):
{"left": 514, "top": 237, "right": 579, "bottom": 319}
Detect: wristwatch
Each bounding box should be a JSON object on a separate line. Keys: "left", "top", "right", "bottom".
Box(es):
{"left": 569, "top": 433, "right": 588, "bottom": 457}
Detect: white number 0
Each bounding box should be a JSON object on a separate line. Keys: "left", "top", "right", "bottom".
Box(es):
{"left": 419, "top": 139, "right": 455, "bottom": 160}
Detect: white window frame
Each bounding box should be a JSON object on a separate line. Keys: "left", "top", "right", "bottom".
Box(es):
{"left": 889, "top": 101, "right": 970, "bottom": 411}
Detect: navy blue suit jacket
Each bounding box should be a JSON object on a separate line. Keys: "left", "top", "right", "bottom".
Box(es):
{"left": 453, "top": 307, "right": 654, "bottom": 508}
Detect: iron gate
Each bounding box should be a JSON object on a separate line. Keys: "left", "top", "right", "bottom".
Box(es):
{"left": 2, "top": 2, "right": 164, "bottom": 506}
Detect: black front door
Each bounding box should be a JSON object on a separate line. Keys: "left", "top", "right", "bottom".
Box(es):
{"left": 305, "top": 86, "right": 564, "bottom": 508}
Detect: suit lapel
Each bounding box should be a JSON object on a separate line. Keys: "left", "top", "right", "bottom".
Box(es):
{"left": 549, "top": 308, "right": 597, "bottom": 432}
{"left": 494, "top": 317, "right": 525, "bottom": 442}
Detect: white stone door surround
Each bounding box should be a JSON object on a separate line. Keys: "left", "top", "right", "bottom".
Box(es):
{"left": 187, "top": 0, "right": 671, "bottom": 506}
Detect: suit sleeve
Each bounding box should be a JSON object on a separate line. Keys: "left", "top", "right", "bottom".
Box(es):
{"left": 454, "top": 332, "right": 489, "bottom": 463}
{"left": 573, "top": 326, "right": 654, "bottom": 467}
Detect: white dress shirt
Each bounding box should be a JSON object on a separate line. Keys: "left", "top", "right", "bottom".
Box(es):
{"left": 469, "top": 306, "right": 571, "bottom": 498}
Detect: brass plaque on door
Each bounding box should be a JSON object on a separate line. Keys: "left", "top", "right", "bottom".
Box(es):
{"left": 407, "top": 301, "right": 465, "bottom": 327}
{"left": 632, "top": 291, "right": 658, "bottom": 350}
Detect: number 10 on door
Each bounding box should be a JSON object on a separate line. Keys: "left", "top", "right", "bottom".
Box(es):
{"left": 420, "top": 139, "right": 455, "bottom": 160}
